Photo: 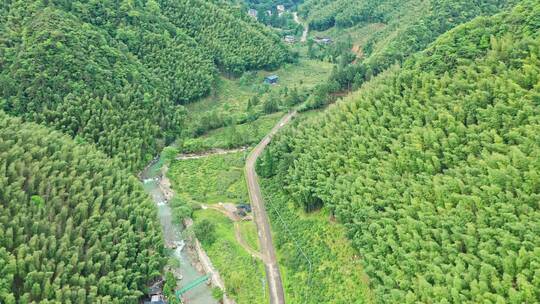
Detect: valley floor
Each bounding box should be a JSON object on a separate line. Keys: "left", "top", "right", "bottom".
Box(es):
{"left": 163, "top": 36, "right": 371, "bottom": 303}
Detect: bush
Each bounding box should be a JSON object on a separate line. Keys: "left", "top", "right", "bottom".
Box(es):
{"left": 194, "top": 219, "right": 217, "bottom": 245}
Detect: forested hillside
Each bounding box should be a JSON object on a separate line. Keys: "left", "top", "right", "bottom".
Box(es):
{"left": 0, "top": 112, "right": 164, "bottom": 303}
{"left": 259, "top": 1, "right": 540, "bottom": 302}
{"left": 299, "top": 0, "right": 518, "bottom": 108}
{"left": 0, "top": 0, "right": 289, "bottom": 170}
{"left": 160, "top": 0, "right": 290, "bottom": 75}
{"left": 300, "top": 0, "right": 408, "bottom": 31}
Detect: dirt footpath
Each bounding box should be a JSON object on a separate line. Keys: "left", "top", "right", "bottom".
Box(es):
{"left": 203, "top": 203, "right": 264, "bottom": 260}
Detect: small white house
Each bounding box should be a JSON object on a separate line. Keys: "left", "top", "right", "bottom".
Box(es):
{"left": 284, "top": 35, "right": 296, "bottom": 43}
{"left": 248, "top": 9, "right": 258, "bottom": 19}
{"left": 314, "top": 37, "right": 333, "bottom": 45}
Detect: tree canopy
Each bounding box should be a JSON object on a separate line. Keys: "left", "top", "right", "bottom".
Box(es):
{"left": 259, "top": 1, "right": 540, "bottom": 302}
{"left": 298, "top": 0, "right": 519, "bottom": 110}
{"left": 0, "top": 111, "right": 165, "bottom": 303}
{"left": 0, "top": 0, "right": 289, "bottom": 171}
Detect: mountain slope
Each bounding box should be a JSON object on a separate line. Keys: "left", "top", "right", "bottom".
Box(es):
{"left": 0, "top": 0, "right": 289, "bottom": 170}
{"left": 259, "top": 1, "right": 540, "bottom": 302}
{"left": 300, "top": 0, "right": 409, "bottom": 31}
{"left": 0, "top": 6, "right": 187, "bottom": 171}
{"left": 0, "top": 111, "right": 164, "bottom": 303}
{"left": 159, "top": 0, "right": 290, "bottom": 74}
{"left": 302, "top": 0, "right": 519, "bottom": 104}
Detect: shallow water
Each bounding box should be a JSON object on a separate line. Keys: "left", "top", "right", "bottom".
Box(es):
{"left": 141, "top": 160, "right": 217, "bottom": 304}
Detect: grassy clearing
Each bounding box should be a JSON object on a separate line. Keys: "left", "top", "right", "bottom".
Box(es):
{"left": 269, "top": 58, "right": 334, "bottom": 90}
{"left": 183, "top": 57, "right": 334, "bottom": 143}
{"left": 183, "top": 112, "right": 283, "bottom": 153}
{"left": 193, "top": 209, "right": 266, "bottom": 304}
{"left": 310, "top": 22, "right": 386, "bottom": 47}
{"left": 187, "top": 58, "right": 333, "bottom": 117}
{"left": 237, "top": 221, "right": 260, "bottom": 252}
{"left": 261, "top": 178, "right": 372, "bottom": 304}
{"left": 168, "top": 152, "right": 248, "bottom": 205}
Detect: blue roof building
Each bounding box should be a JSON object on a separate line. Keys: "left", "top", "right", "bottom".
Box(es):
{"left": 264, "top": 75, "right": 279, "bottom": 84}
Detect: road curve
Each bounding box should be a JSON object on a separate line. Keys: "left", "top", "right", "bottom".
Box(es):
{"left": 245, "top": 111, "right": 297, "bottom": 304}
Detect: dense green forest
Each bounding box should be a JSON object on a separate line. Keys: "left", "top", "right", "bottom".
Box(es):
{"left": 259, "top": 0, "right": 540, "bottom": 302}
{"left": 299, "top": 0, "right": 408, "bottom": 31}
{"left": 298, "top": 0, "right": 519, "bottom": 110}
{"left": 243, "top": 0, "right": 302, "bottom": 11}
{"left": 0, "top": 112, "right": 165, "bottom": 303}
{"left": 0, "top": 0, "right": 289, "bottom": 170}
{"left": 159, "top": 0, "right": 290, "bottom": 75}
{"left": 0, "top": 1, "right": 311, "bottom": 302}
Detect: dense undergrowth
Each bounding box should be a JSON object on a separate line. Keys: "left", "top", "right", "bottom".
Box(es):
{"left": 260, "top": 178, "right": 372, "bottom": 303}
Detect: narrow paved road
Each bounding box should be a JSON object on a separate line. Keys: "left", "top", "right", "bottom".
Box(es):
{"left": 246, "top": 111, "right": 297, "bottom": 304}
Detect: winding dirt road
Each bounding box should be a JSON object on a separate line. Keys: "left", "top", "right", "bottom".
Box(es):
{"left": 293, "top": 12, "right": 308, "bottom": 43}
{"left": 176, "top": 147, "right": 247, "bottom": 161}
{"left": 246, "top": 111, "right": 297, "bottom": 304}
{"left": 203, "top": 204, "right": 264, "bottom": 260}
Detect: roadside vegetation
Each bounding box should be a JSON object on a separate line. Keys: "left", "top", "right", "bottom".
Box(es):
{"left": 183, "top": 112, "right": 284, "bottom": 153}
{"left": 191, "top": 209, "right": 266, "bottom": 304}
{"left": 260, "top": 178, "right": 372, "bottom": 303}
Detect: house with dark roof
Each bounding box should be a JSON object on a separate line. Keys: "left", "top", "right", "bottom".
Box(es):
{"left": 144, "top": 294, "right": 167, "bottom": 304}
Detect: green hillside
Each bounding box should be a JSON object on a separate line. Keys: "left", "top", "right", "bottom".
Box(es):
{"left": 160, "top": 0, "right": 290, "bottom": 74}
{"left": 0, "top": 112, "right": 164, "bottom": 303}
{"left": 259, "top": 1, "right": 540, "bottom": 302}
{"left": 298, "top": 0, "right": 519, "bottom": 110}
{"left": 300, "top": 0, "right": 408, "bottom": 31}
{"left": 0, "top": 0, "right": 289, "bottom": 170}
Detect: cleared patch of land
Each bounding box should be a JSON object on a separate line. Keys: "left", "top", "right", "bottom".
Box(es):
{"left": 183, "top": 112, "right": 284, "bottom": 153}
{"left": 193, "top": 209, "right": 266, "bottom": 304}
{"left": 261, "top": 179, "right": 373, "bottom": 304}
{"left": 168, "top": 152, "right": 248, "bottom": 205}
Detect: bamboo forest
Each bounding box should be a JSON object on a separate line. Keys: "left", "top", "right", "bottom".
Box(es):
{"left": 1, "top": 0, "right": 539, "bottom": 303}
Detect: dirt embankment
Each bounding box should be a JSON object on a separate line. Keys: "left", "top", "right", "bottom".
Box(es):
{"left": 176, "top": 147, "right": 247, "bottom": 161}
{"left": 183, "top": 218, "right": 235, "bottom": 304}
{"left": 159, "top": 165, "right": 235, "bottom": 304}
{"left": 352, "top": 44, "right": 364, "bottom": 64}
